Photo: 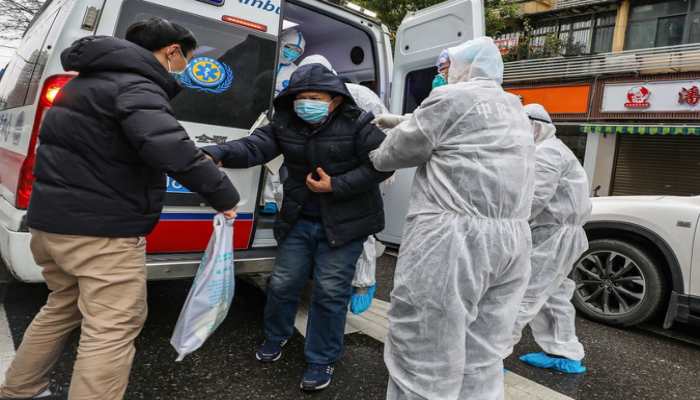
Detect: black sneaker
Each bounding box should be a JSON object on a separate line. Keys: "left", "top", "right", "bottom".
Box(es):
{"left": 255, "top": 339, "right": 288, "bottom": 362}
{"left": 0, "top": 384, "right": 69, "bottom": 399}
{"left": 300, "top": 363, "right": 335, "bottom": 391}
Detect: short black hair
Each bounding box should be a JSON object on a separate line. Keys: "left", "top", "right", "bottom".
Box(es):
{"left": 125, "top": 18, "right": 197, "bottom": 55}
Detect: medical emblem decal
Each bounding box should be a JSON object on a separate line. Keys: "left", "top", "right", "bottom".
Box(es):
{"left": 181, "top": 57, "right": 233, "bottom": 93}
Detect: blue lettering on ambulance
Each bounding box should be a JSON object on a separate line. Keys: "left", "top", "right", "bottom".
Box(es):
{"left": 238, "top": 0, "right": 280, "bottom": 14}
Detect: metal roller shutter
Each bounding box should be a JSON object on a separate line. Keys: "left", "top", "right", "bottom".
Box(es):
{"left": 612, "top": 134, "right": 700, "bottom": 196}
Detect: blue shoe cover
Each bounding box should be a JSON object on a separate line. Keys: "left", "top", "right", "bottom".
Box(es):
{"left": 260, "top": 203, "right": 278, "bottom": 214}
{"left": 350, "top": 284, "right": 376, "bottom": 315}
{"left": 503, "top": 368, "right": 508, "bottom": 373}
{"left": 519, "top": 353, "right": 586, "bottom": 374}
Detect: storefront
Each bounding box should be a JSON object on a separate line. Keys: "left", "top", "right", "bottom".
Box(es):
{"left": 582, "top": 125, "right": 700, "bottom": 196}
{"left": 506, "top": 74, "right": 700, "bottom": 197}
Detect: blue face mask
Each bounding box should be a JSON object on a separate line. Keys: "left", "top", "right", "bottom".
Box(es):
{"left": 432, "top": 73, "right": 447, "bottom": 89}
{"left": 283, "top": 48, "right": 300, "bottom": 61}
{"left": 294, "top": 99, "right": 332, "bottom": 124}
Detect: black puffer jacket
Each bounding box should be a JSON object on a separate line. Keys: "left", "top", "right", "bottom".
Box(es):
{"left": 26, "top": 36, "right": 239, "bottom": 237}
{"left": 204, "top": 64, "right": 393, "bottom": 247}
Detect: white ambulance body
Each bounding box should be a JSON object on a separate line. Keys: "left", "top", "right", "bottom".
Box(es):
{"left": 0, "top": 0, "right": 483, "bottom": 283}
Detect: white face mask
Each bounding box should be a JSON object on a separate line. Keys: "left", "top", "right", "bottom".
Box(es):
{"left": 167, "top": 48, "right": 188, "bottom": 84}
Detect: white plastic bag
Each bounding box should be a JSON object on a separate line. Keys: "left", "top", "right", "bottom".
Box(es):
{"left": 352, "top": 236, "right": 377, "bottom": 288}
{"left": 171, "top": 213, "right": 234, "bottom": 361}
{"left": 350, "top": 236, "right": 377, "bottom": 315}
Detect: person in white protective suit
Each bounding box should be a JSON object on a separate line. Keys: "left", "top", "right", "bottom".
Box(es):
{"left": 504, "top": 103, "right": 592, "bottom": 374}
{"left": 275, "top": 28, "right": 306, "bottom": 96}
{"left": 261, "top": 29, "right": 307, "bottom": 214}
{"left": 298, "top": 54, "right": 388, "bottom": 314}
{"left": 370, "top": 36, "right": 535, "bottom": 400}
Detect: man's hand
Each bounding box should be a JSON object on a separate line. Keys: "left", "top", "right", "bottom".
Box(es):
{"left": 220, "top": 205, "right": 238, "bottom": 220}
{"left": 205, "top": 154, "right": 223, "bottom": 167}
{"left": 306, "top": 168, "right": 333, "bottom": 193}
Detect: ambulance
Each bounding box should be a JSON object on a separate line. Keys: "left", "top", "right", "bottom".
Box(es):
{"left": 0, "top": 0, "right": 483, "bottom": 284}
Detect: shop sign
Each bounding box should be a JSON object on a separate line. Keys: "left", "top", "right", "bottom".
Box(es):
{"left": 602, "top": 80, "right": 700, "bottom": 112}
{"left": 624, "top": 86, "right": 650, "bottom": 108}
{"left": 678, "top": 86, "right": 700, "bottom": 106}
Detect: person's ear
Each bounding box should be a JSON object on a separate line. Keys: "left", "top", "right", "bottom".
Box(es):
{"left": 329, "top": 96, "right": 343, "bottom": 113}
{"left": 166, "top": 45, "right": 179, "bottom": 59}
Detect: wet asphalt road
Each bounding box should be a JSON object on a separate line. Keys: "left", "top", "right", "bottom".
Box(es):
{"left": 3, "top": 254, "right": 700, "bottom": 399}
{"left": 4, "top": 277, "right": 389, "bottom": 399}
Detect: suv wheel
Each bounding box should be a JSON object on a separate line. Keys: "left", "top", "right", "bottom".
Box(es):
{"left": 571, "top": 239, "right": 668, "bottom": 327}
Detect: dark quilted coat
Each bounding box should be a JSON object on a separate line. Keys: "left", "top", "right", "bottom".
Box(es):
{"left": 203, "top": 64, "right": 393, "bottom": 247}
{"left": 26, "top": 36, "right": 239, "bottom": 237}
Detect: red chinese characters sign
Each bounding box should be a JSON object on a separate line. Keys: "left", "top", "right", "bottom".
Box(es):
{"left": 678, "top": 86, "right": 700, "bottom": 106}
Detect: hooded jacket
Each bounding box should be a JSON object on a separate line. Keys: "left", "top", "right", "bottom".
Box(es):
{"left": 26, "top": 36, "right": 239, "bottom": 237}
{"left": 204, "top": 64, "right": 393, "bottom": 247}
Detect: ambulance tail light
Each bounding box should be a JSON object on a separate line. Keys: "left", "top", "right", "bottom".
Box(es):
{"left": 222, "top": 15, "right": 267, "bottom": 32}
{"left": 16, "top": 75, "right": 74, "bottom": 209}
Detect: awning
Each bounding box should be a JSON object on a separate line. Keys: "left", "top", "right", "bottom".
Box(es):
{"left": 581, "top": 125, "right": 700, "bottom": 135}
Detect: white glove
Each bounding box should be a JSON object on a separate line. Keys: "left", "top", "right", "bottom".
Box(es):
{"left": 371, "top": 113, "right": 410, "bottom": 130}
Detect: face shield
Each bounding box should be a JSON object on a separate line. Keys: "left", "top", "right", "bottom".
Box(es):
{"left": 524, "top": 103, "right": 556, "bottom": 143}
{"left": 280, "top": 29, "right": 306, "bottom": 65}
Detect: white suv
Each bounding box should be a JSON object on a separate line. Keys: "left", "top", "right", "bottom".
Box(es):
{"left": 572, "top": 195, "right": 700, "bottom": 328}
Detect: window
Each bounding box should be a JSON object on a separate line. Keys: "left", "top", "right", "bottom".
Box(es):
{"left": 0, "top": 8, "right": 59, "bottom": 111}
{"left": 592, "top": 12, "right": 616, "bottom": 54}
{"left": 625, "top": 0, "right": 700, "bottom": 50}
{"left": 115, "top": 0, "right": 277, "bottom": 129}
{"left": 403, "top": 67, "right": 437, "bottom": 114}
{"left": 529, "top": 11, "right": 616, "bottom": 58}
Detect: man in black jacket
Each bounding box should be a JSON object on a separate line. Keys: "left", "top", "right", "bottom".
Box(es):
{"left": 0, "top": 19, "right": 239, "bottom": 400}
{"left": 203, "top": 63, "right": 392, "bottom": 391}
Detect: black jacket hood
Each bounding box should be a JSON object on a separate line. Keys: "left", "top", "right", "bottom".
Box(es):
{"left": 273, "top": 64, "right": 359, "bottom": 118}
{"left": 61, "top": 36, "right": 180, "bottom": 98}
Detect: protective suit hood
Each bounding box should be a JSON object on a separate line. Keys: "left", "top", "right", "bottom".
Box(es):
{"left": 279, "top": 28, "right": 306, "bottom": 65}
{"left": 446, "top": 36, "right": 504, "bottom": 84}
{"left": 299, "top": 54, "right": 335, "bottom": 74}
{"left": 524, "top": 103, "right": 556, "bottom": 144}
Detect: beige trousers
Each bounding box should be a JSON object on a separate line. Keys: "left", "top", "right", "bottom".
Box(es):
{"left": 0, "top": 229, "right": 148, "bottom": 400}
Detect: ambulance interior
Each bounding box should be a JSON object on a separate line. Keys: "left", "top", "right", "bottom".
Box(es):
{"left": 283, "top": 2, "right": 380, "bottom": 94}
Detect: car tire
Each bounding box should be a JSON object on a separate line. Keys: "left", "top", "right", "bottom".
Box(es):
{"left": 571, "top": 238, "right": 668, "bottom": 327}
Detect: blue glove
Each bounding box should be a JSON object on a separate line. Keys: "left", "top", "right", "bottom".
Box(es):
{"left": 519, "top": 353, "right": 586, "bottom": 374}
{"left": 260, "top": 203, "right": 277, "bottom": 214}
{"left": 350, "top": 284, "right": 376, "bottom": 315}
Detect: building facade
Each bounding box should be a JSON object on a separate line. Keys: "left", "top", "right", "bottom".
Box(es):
{"left": 500, "top": 0, "right": 700, "bottom": 197}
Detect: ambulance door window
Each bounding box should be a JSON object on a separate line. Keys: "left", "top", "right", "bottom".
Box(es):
{"left": 403, "top": 66, "right": 437, "bottom": 114}
{"left": 114, "top": 0, "right": 277, "bottom": 129}
{"left": 0, "top": 9, "right": 59, "bottom": 110}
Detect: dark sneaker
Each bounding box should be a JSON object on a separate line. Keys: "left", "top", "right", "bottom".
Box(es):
{"left": 0, "top": 384, "right": 69, "bottom": 399}
{"left": 300, "top": 363, "right": 335, "bottom": 391}
{"left": 255, "top": 339, "right": 288, "bottom": 362}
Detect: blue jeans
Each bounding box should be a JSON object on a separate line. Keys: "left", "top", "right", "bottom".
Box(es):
{"left": 264, "top": 218, "right": 364, "bottom": 364}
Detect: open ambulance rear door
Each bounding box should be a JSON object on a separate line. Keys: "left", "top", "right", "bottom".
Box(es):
{"left": 378, "top": 0, "right": 485, "bottom": 246}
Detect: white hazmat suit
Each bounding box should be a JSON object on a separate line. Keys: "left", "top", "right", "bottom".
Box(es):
{"left": 264, "top": 29, "right": 306, "bottom": 210}
{"left": 505, "top": 103, "right": 591, "bottom": 364}
{"left": 371, "top": 37, "right": 535, "bottom": 400}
